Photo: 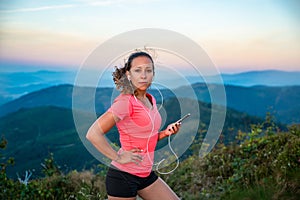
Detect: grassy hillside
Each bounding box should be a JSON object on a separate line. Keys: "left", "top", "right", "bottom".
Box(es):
{"left": 1, "top": 121, "right": 299, "bottom": 199}
{"left": 0, "top": 97, "right": 268, "bottom": 179}
{"left": 0, "top": 106, "right": 101, "bottom": 178}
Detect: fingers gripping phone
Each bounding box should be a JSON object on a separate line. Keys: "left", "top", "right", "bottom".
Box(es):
{"left": 168, "top": 113, "right": 191, "bottom": 131}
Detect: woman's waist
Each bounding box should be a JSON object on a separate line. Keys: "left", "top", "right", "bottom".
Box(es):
{"left": 120, "top": 144, "right": 156, "bottom": 153}
{"left": 111, "top": 155, "right": 154, "bottom": 177}
{"left": 119, "top": 135, "right": 158, "bottom": 152}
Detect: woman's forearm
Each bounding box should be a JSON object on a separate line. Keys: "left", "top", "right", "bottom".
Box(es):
{"left": 86, "top": 114, "right": 119, "bottom": 161}
{"left": 158, "top": 130, "right": 167, "bottom": 141}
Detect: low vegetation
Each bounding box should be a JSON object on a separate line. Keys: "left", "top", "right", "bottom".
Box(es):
{"left": 1, "top": 117, "right": 299, "bottom": 199}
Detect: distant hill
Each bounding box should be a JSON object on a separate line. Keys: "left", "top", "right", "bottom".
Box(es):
{"left": 175, "top": 83, "right": 300, "bottom": 124}
{"left": 0, "top": 84, "right": 299, "bottom": 124}
{"left": 187, "top": 70, "right": 300, "bottom": 87}
{"left": 1, "top": 69, "right": 300, "bottom": 105}
{"left": 222, "top": 70, "right": 300, "bottom": 86}
{"left": 0, "top": 84, "right": 176, "bottom": 117}
{"left": 0, "top": 97, "right": 265, "bottom": 178}
{"left": 0, "top": 84, "right": 114, "bottom": 117}
{"left": 0, "top": 70, "right": 77, "bottom": 105}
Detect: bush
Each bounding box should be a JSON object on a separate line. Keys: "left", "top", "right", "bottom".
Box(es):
{"left": 0, "top": 138, "right": 107, "bottom": 200}
{"left": 160, "top": 123, "right": 300, "bottom": 199}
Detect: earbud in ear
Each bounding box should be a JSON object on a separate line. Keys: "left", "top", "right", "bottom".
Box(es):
{"left": 127, "top": 76, "right": 131, "bottom": 81}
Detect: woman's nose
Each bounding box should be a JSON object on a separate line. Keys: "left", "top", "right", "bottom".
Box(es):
{"left": 141, "top": 71, "right": 147, "bottom": 78}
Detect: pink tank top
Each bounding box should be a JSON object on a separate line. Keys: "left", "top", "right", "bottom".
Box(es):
{"left": 108, "top": 93, "right": 162, "bottom": 177}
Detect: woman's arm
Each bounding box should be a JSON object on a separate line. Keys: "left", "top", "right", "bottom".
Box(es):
{"left": 86, "top": 111, "right": 143, "bottom": 164}
{"left": 86, "top": 111, "right": 119, "bottom": 161}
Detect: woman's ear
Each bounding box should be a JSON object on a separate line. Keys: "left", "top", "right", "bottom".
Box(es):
{"left": 125, "top": 71, "right": 130, "bottom": 81}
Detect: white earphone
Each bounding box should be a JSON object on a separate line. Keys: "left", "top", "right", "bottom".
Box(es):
{"left": 127, "top": 75, "right": 131, "bottom": 81}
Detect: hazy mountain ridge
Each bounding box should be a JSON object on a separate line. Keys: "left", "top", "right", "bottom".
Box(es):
{"left": 0, "top": 70, "right": 77, "bottom": 105}
{"left": 1, "top": 69, "right": 300, "bottom": 105}
{"left": 1, "top": 83, "right": 299, "bottom": 124}
{"left": 0, "top": 84, "right": 113, "bottom": 117}
{"left": 187, "top": 69, "right": 300, "bottom": 87}
{"left": 175, "top": 83, "right": 300, "bottom": 124}
{"left": 221, "top": 70, "right": 300, "bottom": 86}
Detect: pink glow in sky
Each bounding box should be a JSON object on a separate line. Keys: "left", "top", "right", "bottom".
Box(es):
{"left": 0, "top": 0, "right": 299, "bottom": 73}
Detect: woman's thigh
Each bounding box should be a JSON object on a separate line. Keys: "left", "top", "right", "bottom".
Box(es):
{"left": 137, "top": 177, "right": 180, "bottom": 200}
{"left": 107, "top": 195, "right": 136, "bottom": 200}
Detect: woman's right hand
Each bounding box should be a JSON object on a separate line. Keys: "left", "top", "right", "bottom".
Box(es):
{"left": 115, "top": 148, "right": 143, "bottom": 165}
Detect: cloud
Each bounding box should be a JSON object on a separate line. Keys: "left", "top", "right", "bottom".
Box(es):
{"left": 0, "top": 0, "right": 159, "bottom": 13}
{"left": 0, "top": 4, "right": 76, "bottom": 13}
{"left": 3, "top": 0, "right": 139, "bottom": 14}
{"left": 86, "top": 0, "right": 158, "bottom": 6}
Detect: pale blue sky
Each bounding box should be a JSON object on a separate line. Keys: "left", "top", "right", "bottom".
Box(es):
{"left": 0, "top": 0, "right": 299, "bottom": 73}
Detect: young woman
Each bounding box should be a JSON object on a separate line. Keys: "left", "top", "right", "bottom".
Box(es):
{"left": 86, "top": 51, "right": 180, "bottom": 200}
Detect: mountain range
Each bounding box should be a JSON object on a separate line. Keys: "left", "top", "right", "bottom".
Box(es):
{"left": 0, "top": 84, "right": 299, "bottom": 124}
{"left": 1, "top": 69, "right": 299, "bottom": 178}
{"left": 1, "top": 69, "right": 300, "bottom": 106}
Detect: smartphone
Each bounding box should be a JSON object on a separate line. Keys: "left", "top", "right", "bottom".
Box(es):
{"left": 176, "top": 113, "right": 191, "bottom": 124}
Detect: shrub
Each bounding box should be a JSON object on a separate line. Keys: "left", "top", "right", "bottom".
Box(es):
{"left": 0, "top": 137, "right": 107, "bottom": 199}
{"left": 160, "top": 122, "right": 300, "bottom": 199}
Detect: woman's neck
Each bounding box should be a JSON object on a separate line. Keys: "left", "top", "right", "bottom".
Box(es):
{"left": 135, "top": 90, "right": 147, "bottom": 99}
{"left": 134, "top": 90, "right": 153, "bottom": 108}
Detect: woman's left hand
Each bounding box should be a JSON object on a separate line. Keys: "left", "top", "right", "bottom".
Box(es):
{"left": 165, "top": 122, "right": 181, "bottom": 136}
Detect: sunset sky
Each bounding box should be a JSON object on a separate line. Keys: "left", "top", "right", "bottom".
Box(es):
{"left": 0, "top": 0, "right": 299, "bottom": 73}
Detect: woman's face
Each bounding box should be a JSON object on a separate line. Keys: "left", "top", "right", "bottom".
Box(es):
{"left": 127, "top": 56, "right": 154, "bottom": 91}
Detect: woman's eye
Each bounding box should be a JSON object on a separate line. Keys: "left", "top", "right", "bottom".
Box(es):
{"left": 134, "top": 69, "right": 141, "bottom": 72}
{"left": 147, "top": 70, "right": 153, "bottom": 73}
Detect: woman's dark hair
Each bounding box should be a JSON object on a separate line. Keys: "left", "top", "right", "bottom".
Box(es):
{"left": 112, "top": 51, "right": 154, "bottom": 94}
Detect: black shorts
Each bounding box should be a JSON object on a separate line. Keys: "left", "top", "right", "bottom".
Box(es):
{"left": 105, "top": 166, "right": 158, "bottom": 198}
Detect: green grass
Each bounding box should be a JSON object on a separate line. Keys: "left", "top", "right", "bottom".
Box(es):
{"left": 222, "top": 171, "right": 300, "bottom": 200}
